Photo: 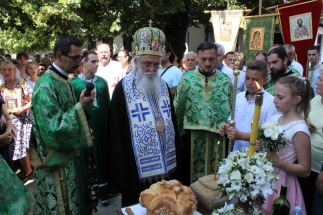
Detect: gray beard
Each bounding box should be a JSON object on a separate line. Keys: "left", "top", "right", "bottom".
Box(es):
{"left": 137, "top": 67, "right": 160, "bottom": 104}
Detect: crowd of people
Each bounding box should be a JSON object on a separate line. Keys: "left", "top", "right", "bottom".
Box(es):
{"left": 0, "top": 25, "right": 322, "bottom": 215}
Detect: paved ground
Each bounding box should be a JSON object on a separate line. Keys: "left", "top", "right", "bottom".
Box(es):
{"left": 25, "top": 178, "right": 122, "bottom": 215}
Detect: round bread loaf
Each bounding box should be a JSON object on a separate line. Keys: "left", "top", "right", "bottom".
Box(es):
{"left": 139, "top": 180, "right": 198, "bottom": 215}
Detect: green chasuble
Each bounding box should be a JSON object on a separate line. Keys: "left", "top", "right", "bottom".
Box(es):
{"left": 71, "top": 75, "right": 110, "bottom": 203}
{"left": 31, "top": 70, "right": 93, "bottom": 215}
{"left": 174, "top": 69, "right": 233, "bottom": 184}
{"left": 0, "top": 154, "right": 33, "bottom": 214}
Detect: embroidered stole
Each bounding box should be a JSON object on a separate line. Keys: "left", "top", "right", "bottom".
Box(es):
{"left": 123, "top": 71, "right": 176, "bottom": 182}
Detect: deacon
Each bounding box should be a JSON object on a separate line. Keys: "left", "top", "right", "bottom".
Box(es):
{"left": 265, "top": 46, "right": 301, "bottom": 95}
{"left": 31, "top": 35, "right": 95, "bottom": 214}
{"left": 105, "top": 26, "right": 182, "bottom": 207}
{"left": 174, "top": 41, "right": 233, "bottom": 185}
{"left": 71, "top": 52, "right": 110, "bottom": 204}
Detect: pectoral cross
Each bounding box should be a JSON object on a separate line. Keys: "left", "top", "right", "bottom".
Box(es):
{"left": 148, "top": 19, "right": 153, "bottom": 27}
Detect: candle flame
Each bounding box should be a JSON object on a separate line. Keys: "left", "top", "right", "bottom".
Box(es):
{"left": 255, "top": 81, "right": 261, "bottom": 91}
{"left": 217, "top": 141, "right": 220, "bottom": 146}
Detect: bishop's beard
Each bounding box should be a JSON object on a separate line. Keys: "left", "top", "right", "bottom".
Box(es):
{"left": 137, "top": 66, "right": 160, "bottom": 103}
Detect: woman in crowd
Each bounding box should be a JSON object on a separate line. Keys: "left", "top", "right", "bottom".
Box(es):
{"left": 0, "top": 79, "right": 14, "bottom": 169}
{"left": 40, "top": 57, "right": 51, "bottom": 69}
{"left": 299, "top": 71, "right": 323, "bottom": 214}
{"left": 1, "top": 60, "right": 33, "bottom": 182}
{"left": 38, "top": 63, "right": 47, "bottom": 77}
{"left": 15, "top": 52, "right": 29, "bottom": 80}
{"left": 117, "top": 49, "right": 133, "bottom": 75}
{"left": 179, "top": 57, "right": 187, "bottom": 73}
{"left": 0, "top": 75, "right": 32, "bottom": 212}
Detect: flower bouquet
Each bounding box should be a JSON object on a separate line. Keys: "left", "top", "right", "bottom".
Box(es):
{"left": 216, "top": 150, "right": 278, "bottom": 208}
{"left": 258, "top": 122, "right": 286, "bottom": 152}
{"left": 212, "top": 202, "right": 266, "bottom": 215}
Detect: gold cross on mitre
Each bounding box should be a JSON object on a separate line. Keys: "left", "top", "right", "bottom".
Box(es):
{"left": 148, "top": 19, "right": 153, "bottom": 27}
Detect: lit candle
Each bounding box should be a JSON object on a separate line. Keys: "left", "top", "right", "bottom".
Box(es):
{"left": 214, "top": 141, "right": 221, "bottom": 181}
{"left": 248, "top": 81, "right": 263, "bottom": 157}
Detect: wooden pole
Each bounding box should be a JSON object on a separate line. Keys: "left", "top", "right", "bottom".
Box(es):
{"left": 259, "top": 0, "right": 262, "bottom": 15}
{"left": 227, "top": 0, "right": 229, "bottom": 10}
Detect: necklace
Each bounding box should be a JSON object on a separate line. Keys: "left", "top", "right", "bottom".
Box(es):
{"left": 141, "top": 82, "right": 166, "bottom": 147}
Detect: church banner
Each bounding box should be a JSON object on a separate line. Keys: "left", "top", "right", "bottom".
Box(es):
{"left": 277, "top": 0, "right": 322, "bottom": 77}
{"left": 211, "top": 10, "right": 243, "bottom": 53}
{"left": 244, "top": 15, "right": 276, "bottom": 65}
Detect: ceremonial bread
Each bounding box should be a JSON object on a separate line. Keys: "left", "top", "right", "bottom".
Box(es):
{"left": 139, "top": 180, "right": 198, "bottom": 215}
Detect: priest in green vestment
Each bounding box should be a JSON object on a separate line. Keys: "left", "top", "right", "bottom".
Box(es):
{"left": 71, "top": 52, "right": 110, "bottom": 204}
{"left": 174, "top": 41, "right": 233, "bottom": 185}
{"left": 265, "top": 46, "right": 301, "bottom": 95}
{"left": 30, "top": 36, "right": 95, "bottom": 215}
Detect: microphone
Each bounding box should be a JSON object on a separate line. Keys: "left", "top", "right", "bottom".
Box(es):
{"left": 84, "top": 82, "right": 94, "bottom": 97}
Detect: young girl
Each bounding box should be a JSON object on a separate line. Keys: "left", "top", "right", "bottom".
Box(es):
{"left": 260, "top": 76, "right": 311, "bottom": 214}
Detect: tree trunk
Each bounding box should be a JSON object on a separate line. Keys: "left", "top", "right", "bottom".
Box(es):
{"left": 163, "top": 11, "right": 189, "bottom": 65}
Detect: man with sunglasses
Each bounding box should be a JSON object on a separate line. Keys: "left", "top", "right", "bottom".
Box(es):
{"left": 105, "top": 27, "right": 182, "bottom": 207}
{"left": 30, "top": 35, "right": 95, "bottom": 214}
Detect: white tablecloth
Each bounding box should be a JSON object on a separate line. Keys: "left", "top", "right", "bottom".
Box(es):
{"left": 121, "top": 204, "right": 202, "bottom": 215}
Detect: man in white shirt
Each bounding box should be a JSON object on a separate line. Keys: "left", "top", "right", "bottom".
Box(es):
{"left": 283, "top": 44, "right": 303, "bottom": 76}
{"left": 220, "top": 60, "right": 278, "bottom": 152}
{"left": 96, "top": 43, "right": 123, "bottom": 97}
{"left": 184, "top": 51, "right": 198, "bottom": 73}
{"left": 215, "top": 43, "right": 234, "bottom": 82}
{"left": 157, "top": 42, "right": 183, "bottom": 97}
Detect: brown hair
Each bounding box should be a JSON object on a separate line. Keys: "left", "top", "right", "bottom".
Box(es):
{"left": 276, "top": 76, "right": 311, "bottom": 121}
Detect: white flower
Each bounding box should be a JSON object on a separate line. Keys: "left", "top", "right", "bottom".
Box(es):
{"left": 217, "top": 173, "right": 229, "bottom": 186}
{"left": 230, "top": 170, "right": 241, "bottom": 180}
{"left": 239, "top": 157, "right": 250, "bottom": 170}
{"left": 231, "top": 180, "right": 242, "bottom": 191}
{"left": 271, "top": 130, "right": 279, "bottom": 140}
{"left": 264, "top": 128, "right": 273, "bottom": 138}
{"left": 244, "top": 172, "right": 254, "bottom": 184}
{"left": 250, "top": 165, "right": 260, "bottom": 174}
{"left": 260, "top": 182, "right": 274, "bottom": 196}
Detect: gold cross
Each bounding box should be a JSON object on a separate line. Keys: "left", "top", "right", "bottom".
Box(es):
{"left": 148, "top": 19, "right": 153, "bottom": 27}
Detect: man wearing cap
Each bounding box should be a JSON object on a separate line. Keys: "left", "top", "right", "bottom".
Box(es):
{"left": 105, "top": 27, "right": 182, "bottom": 207}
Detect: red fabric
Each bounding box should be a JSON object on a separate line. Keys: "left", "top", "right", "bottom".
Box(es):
{"left": 278, "top": 0, "right": 322, "bottom": 77}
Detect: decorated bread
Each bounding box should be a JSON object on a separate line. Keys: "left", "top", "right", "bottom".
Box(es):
{"left": 139, "top": 180, "right": 198, "bottom": 215}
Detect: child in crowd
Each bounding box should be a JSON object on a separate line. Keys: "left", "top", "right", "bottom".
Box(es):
{"left": 259, "top": 76, "right": 311, "bottom": 214}
{"left": 220, "top": 60, "right": 277, "bottom": 151}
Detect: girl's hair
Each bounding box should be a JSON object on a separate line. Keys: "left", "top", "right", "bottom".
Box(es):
{"left": 1, "top": 60, "right": 16, "bottom": 71}
{"left": 25, "top": 61, "right": 38, "bottom": 75}
{"left": 276, "top": 76, "right": 311, "bottom": 120}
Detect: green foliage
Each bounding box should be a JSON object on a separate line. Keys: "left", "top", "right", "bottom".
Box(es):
{"left": 0, "top": 0, "right": 285, "bottom": 54}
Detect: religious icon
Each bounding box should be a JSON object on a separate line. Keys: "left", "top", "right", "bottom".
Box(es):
{"left": 6, "top": 98, "right": 17, "bottom": 110}
{"left": 220, "top": 22, "right": 232, "bottom": 41}
{"left": 289, "top": 12, "right": 312, "bottom": 42}
{"left": 141, "top": 32, "right": 147, "bottom": 48}
{"left": 249, "top": 27, "right": 265, "bottom": 51}
{"left": 152, "top": 40, "right": 159, "bottom": 51}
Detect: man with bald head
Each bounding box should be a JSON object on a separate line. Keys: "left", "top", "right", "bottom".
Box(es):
{"left": 96, "top": 43, "right": 123, "bottom": 97}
